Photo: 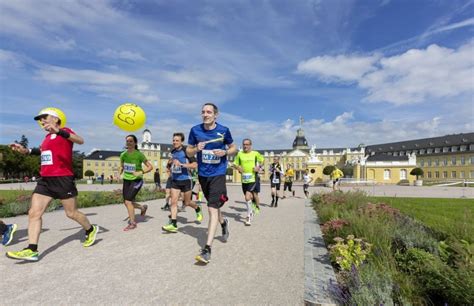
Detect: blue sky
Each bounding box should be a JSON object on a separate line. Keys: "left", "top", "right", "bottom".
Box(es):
{"left": 1, "top": 0, "right": 473, "bottom": 154}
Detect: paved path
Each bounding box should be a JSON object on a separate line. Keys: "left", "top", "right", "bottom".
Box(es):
{"left": 1, "top": 185, "right": 307, "bottom": 305}
{"left": 1, "top": 182, "right": 473, "bottom": 198}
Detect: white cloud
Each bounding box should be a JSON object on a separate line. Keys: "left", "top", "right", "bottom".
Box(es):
{"left": 0, "top": 1, "right": 121, "bottom": 50}
{"left": 296, "top": 54, "right": 379, "bottom": 83}
{"left": 161, "top": 69, "right": 235, "bottom": 89}
{"left": 298, "top": 42, "right": 474, "bottom": 105}
{"left": 98, "top": 49, "right": 146, "bottom": 61}
{"left": 36, "top": 65, "right": 159, "bottom": 104}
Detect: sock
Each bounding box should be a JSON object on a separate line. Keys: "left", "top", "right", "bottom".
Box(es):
{"left": 195, "top": 206, "right": 201, "bottom": 213}
{"left": 0, "top": 222, "right": 7, "bottom": 235}
{"left": 246, "top": 200, "right": 252, "bottom": 216}
{"left": 171, "top": 219, "right": 177, "bottom": 227}
{"left": 275, "top": 196, "right": 279, "bottom": 204}
{"left": 27, "top": 244, "right": 38, "bottom": 252}
{"left": 272, "top": 195, "right": 275, "bottom": 200}
{"left": 204, "top": 245, "right": 211, "bottom": 252}
{"left": 85, "top": 226, "right": 94, "bottom": 235}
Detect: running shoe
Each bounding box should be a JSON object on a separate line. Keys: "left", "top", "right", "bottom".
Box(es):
{"left": 195, "top": 248, "right": 211, "bottom": 264}
{"left": 252, "top": 203, "right": 260, "bottom": 216}
{"left": 162, "top": 223, "right": 178, "bottom": 233}
{"left": 161, "top": 203, "right": 170, "bottom": 211}
{"left": 221, "top": 217, "right": 229, "bottom": 242}
{"left": 83, "top": 225, "right": 99, "bottom": 247}
{"left": 2, "top": 224, "right": 17, "bottom": 246}
{"left": 6, "top": 248, "right": 39, "bottom": 262}
{"left": 123, "top": 222, "right": 137, "bottom": 231}
{"left": 140, "top": 204, "right": 148, "bottom": 216}
{"left": 245, "top": 216, "right": 252, "bottom": 226}
{"left": 196, "top": 210, "right": 203, "bottom": 223}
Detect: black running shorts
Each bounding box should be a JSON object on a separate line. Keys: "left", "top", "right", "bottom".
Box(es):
{"left": 123, "top": 179, "right": 143, "bottom": 201}
{"left": 199, "top": 175, "right": 227, "bottom": 209}
{"left": 34, "top": 176, "right": 78, "bottom": 200}
{"left": 241, "top": 182, "right": 258, "bottom": 194}
{"left": 165, "top": 177, "right": 172, "bottom": 189}
{"left": 171, "top": 179, "right": 192, "bottom": 192}
{"left": 283, "top": 181, "right": 293, "bottom": 191}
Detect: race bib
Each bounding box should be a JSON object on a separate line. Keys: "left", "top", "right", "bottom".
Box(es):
{"left": 41, "top": 150, "right": 53, "bottom": 166}
{"left": 242, "top": 173, "right": 253, "bottom": 182}
{"left": 202, "top": 150, "right": 220, "bottom": 164}
{"left": 272, "top": 177, "right": 280, "bottom": 184}
{"left": 123, "top": 162, "right": 136, "bottom": 173}
{"left": 171, "top": 165, "right": 182, "bottom": 174}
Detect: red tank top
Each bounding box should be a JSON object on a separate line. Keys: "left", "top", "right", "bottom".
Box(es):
{"left": 40, "top": 127, "right": 75, "bottom": 177}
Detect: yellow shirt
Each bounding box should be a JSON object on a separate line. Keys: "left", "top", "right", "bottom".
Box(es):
{"left": 284, "top": 168, "right": 294, "bottom": 182}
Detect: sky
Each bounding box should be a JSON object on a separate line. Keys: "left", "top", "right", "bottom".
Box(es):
{"left": 0, "top": 0, "right": 473, "bottom": 154}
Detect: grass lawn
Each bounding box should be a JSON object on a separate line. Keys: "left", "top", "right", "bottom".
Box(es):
{"left": 370, "top": 196, "right": 474, "bottom": 242}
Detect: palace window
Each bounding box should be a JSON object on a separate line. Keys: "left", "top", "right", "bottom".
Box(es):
{"left": 460, "top": 171, "right": 465, "bottom": 179}
{"left": 451, "top": 146, "right": 457, "bottom": 152}
{"left": 470, "top": 144, "right": 474, "bottom": 151}
{"left": 419, "top": 149, "right": 425, "bottom": 154}
{"left": 471, "top": 171, "right": 474, "bottom": 179}
{"left": 95, "top": 162, "right": 98, "bottom": 166}
{"left": 434, "top": 148, "right": 440, "bottom": 153}
{"left": 443, "top": 171, "right": 448, "bottom": 178}
{"left": 460, "top": 145, "right": 466, "bottom": 152}
{"left": 451, "top": 157, "right": 456, "bottom": 165}
{"left": 443, "top": 158, "right": 448, "bottom": 166}
{"left": 420, "top": 159, "right": 424, "bottom": 167}
{"left": 427, "top": 148, "right": 433, "bottom": 154}
{"left": 384, "top": 169, "right": 391, "bottom": 180}
{"left": 427, "top": 159, "right": 432, "bottom": 166}
{"left": 435, "top": 159, "right": 439, "bottom": 166}
{"left": 427, "top": 171, "right": 432, "bottom": 178}
{"left": 443, "top": 147, "right": 449, "bottom": 152}
{"left": 400, "top": 169, "right": 407, "bottom": 180}
{"left": 461, "top": 156, "right": 465, "bottom": 165}
{"left": 435, "top": 171, "right": 439, "bottom": 178}
{"left": 451, "top": 171, "right": 456, "bottom": 178}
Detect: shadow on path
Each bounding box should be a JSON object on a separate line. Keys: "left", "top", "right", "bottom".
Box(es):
{"left": 180, "top": 225, "right": 207, "bottom": 247}
{"left": 10, "top": 228, "right": 49, "bottom": 246}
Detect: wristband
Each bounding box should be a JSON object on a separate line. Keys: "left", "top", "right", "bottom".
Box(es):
{"left": 57, "top": 129, "right": 71, "bottom": 139}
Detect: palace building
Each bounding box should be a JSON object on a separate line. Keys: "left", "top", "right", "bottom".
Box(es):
{"left": 83, "top": 126, "right": 474, "bottom": 185}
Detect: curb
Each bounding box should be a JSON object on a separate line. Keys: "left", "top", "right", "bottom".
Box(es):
{"left": 304, "top": 199, "right": 337, "bottom": 306}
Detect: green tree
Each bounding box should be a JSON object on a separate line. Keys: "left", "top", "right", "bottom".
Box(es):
{"left": 84, "top": 170, "right": 94, "bottom": 179}
{"left": 15, "top": 135, "right": 29, "bottom": 148}
{"left": 410, "top": 167, "right": 424, "bottom": 180}
{"left": 73, "top": 151, "right": 85, "bottom": 179}
{"left": 323, "top": 165, "right": 335, "bottom": 176}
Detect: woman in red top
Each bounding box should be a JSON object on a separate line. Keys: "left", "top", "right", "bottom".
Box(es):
{"left": 7, "top": 109, "right": 99, "bottom": 262}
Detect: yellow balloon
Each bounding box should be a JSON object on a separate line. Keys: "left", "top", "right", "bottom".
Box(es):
{"left": 113, "top": 103, "right": 146, "bottom": 132}
{"left": 36, "top": 107, "right": 67, "bottom": 128}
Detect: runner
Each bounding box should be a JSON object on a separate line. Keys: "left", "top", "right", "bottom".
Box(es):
{"left": 303, "top": 169, "right": 313, "bottom": 198}
{"left": 283, "top": 164, "right": 295, "bottom": 198}
{"left": 1, "top": 220, "right": 17, "bottom": 246}
{"left": 154, "top": 168, "right": 161, "bottom": 190}
{"left": 120, "top": 134, "right": 153, "bottom": 231}
{"left": 187, "top": 102, "right": 237, "bottom": 264}
{"left": 269, "top": 156, "right": 284, "bottom": 207}
{"left": 161, "top": 160, "right": 172, "bottom": 210}
{"left": 330, "top": 166, "right": 344, "bottom": 191}
{"left": 162, "top": 133, "right": 203, "bottom": 233}
{"left": 232, "top": 138, "right": 264, "bottom": 226}
{"left": 7, "top": 109, "right": 98, "bottom": 261}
